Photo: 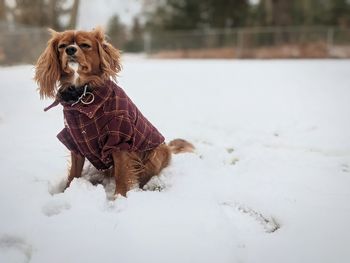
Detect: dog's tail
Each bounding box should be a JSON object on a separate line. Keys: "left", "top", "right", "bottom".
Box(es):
{"left": 168, "top": 139, "right": 195, "bottom": 154}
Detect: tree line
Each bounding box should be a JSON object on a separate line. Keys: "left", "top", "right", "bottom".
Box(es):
{"left": 144, "top": 0, "right": 350, "bottom": 31}
{"left": 106, "top": 0, "right": 350, "bottom": 51}
{"left": 1, "top": 0, "right": 349, "bottom": 52}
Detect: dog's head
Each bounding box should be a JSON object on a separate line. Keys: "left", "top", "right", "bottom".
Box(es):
{"left": 34, "top": 27, "right": 121, "bottom": 99}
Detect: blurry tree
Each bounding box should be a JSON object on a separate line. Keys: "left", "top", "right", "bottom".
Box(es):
{"left": 68, "top": 0, "right": 80, "bottom": 29}
{"left": 328, "top": 0, "right": 350, "bottom": 27}
{"left": 145, "top": 0, "right": 203, "bottom": 30}
{"left": 205, "top": 0, "right": 249, "bottom": 28}
{"left": 106, "top": 14, "right": 128, "bottom": 49}
{"left": 0, "top": 0, "right": 6, "bottom": 21}
{"left": 125, "top": 17, "right": 144, "bottom": 52}
{"left": 256, "top": 0, "right": 293, "bottom": 26}
{"left": 145, "top": 0, "right": 250, "bottom": 31}
{"left": 4, "top": 0, "right": 79, "bottom": 29}
{"left": 255, "top": 0, "right": 350, "bottom": 27}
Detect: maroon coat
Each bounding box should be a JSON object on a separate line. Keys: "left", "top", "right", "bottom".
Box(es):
{"left": 55, "top": 80, "right": 165, "bottom": 170}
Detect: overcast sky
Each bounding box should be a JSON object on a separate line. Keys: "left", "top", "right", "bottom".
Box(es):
{"left": 77, "top": 0, "right": 142, "bottom": 29}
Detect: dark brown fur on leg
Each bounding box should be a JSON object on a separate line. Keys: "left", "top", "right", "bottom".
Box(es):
{"left": 112, "top": 140, "right": 194, "bottom": 196}
{"left": 138, "top": 144, "right": 172, "bottom": 188}
{"left": 112, "top": 151, "right": 139, "bottom": 197}
{"left": 66, "top": 152, "right": 85, "bottom": 188}
{"left": 111, "top": 145, "right": 171, "bottom": 196}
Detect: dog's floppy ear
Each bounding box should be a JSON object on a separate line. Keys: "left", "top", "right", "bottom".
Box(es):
{"left": 93, "top": 27, "right": 122, "bottom": 81}
{"left": 34, "top": 29, "right": 61, "bottom": 99}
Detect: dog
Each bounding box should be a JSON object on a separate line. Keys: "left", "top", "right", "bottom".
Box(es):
{"left": 34, "top": 27, "right": 194, "bottom": 197}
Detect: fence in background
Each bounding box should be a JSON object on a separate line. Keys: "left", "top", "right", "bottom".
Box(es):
{"left": 146, "top": 26, "right": 350, "bottom": 58}
{"left": 1, "top": 23, "right": 350, "bottom": 65}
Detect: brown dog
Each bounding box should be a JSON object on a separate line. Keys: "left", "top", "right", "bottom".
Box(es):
{"left": 34, "top": 28, "right": 194, "bottom": 196}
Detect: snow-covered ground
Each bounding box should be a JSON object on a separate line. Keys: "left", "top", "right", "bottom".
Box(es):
{"left": 0, "top": 58, "right": 350, "bottom": 263}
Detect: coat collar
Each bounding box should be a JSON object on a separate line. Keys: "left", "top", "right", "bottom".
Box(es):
{"left": 44, "top": 81, "right": 114, "bottom": 119}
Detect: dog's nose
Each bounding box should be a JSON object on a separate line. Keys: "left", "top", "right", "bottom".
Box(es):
{"left": 66, "top": 46, "right": 77, "bottom": 56}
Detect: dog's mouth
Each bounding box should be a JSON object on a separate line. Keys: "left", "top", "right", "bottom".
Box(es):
{"left": 67, "top": 54, "right": 77, "bottom": 62}
{"left": 68, "top": 61, "right": 79, "bottom": 71}
{"left": 63, "top": 58, "right": 79, "bottom": 73}
{"left": 65, "top": 58, "right": 89, "bottom": 73}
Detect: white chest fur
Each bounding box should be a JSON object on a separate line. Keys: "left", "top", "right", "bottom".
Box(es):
{"left": 68, "top": 62, "right": 80, "bottom": 85}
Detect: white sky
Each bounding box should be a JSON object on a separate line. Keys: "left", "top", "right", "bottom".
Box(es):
{"left": 77, "top": 0, "right": 142, "bottom": 29}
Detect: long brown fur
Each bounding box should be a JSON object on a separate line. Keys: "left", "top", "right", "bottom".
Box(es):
{"left": 35, "top": 27, "right": 194, "bottom": 197}
{"left": 34, "top": 30, "right": 61, "bottom": 98}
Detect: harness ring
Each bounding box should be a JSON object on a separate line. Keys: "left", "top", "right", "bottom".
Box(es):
{"left": 81, "top": 92, "right": 95, "bottom": 105}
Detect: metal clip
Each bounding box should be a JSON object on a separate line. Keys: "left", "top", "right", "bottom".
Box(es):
{"left": 71, "top": 85, "right": 95, "bottom": 106}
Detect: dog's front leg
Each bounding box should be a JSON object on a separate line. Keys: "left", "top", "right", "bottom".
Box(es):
{"left": 66, "top": 152, "right": 85, "bottom": 188}
{"left": 112, "top": 151, "right": 137, "bottom": 197}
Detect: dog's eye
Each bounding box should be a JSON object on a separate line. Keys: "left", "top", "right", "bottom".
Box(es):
{"left": 58, "top": 44, "right": 67, "bottom": 49}
{"left": 80, "top": 43, "right": 91, "bottom": 49}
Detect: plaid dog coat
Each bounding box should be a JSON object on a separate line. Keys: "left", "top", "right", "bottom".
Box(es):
{"left": 53, "top": 80, "right": 164, "bottom": 170}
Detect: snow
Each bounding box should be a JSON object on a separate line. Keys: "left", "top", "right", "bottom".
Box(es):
{"left": 0, "top": 58, "right": 350, "bottom": 263}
